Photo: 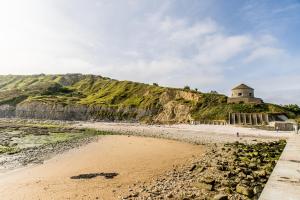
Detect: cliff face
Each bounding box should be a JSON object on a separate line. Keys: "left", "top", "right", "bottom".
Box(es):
{"left": 0, "top": 74, "right": 294, "bottom": 123}
{"left": 16, "top": 102, "right": 88, "bottom": 120}
{"left": 152, "top": 90, "right": 200, "bottom": 123}
{"left": 12, "top": 91, "right": 195, "bottom": 122}
{"left": 15, "top": 101, "right": 155, "bottom": 122}
{"left": 0, "top": 105, "right": 16, "bottom": 118}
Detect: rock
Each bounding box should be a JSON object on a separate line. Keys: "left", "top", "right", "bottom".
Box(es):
{"left": 235, "top": 167, "right": 242, "bottom": 173}
{"left": 122, "top": 194, "right": 132, "bottom": 199}
{"left": 189, "top": 165, "right": 197, "bottom": 172}
{"left": 241, "top": 180, "right": 250, "bottom": 186}
{"left": 253, "top": 170, "right": 266, "bottom": 178}
{"left": 202, "top": 177, "right": 215, "bottom": 185}
{"left": 166, "top": 192, "right": 173, "bottom": 198}
{"left": 221, "top": 180, "right": 229, "bottom": 187}
{"left": 246, "top": 175, "right": 254, "bottom": 181}
{"left": 131, "top": 192, "right": 139, "bottom": 197}
{"left": 194, "top": 182, "right": 213, "bottom": 191}
{"left": 249, "top": 162, "right": 257, "bottom": 170}
{"left": 217, "top": 165, "right": 227, "bottom": 171}
{"left": 243, "top": 169, "right": 252, "bottom": 175}
{"left": 213, "top": 193, "right": 228, "bottom": 200}
{"left": 197, "top": 166, "right": 206, "bottom": 173}
{"left": 70, "top": 172, "right": 118, "bottom": 179}
{"left": 238, "top": 172, "right": 246, "bottom": 178}
{"left": 228, "top": 180, "right": 238, "bottom": 188}
{"left": 234, "top": 177, "right": 242, "bottom": 184}
{"left": 236, "top": 184, "right": 254, "bottom": 197}
{"left": 253, "top": 185, "right": 263, "bottom": 195}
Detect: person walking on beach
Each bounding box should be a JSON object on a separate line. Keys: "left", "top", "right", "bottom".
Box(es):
{"left": 236, "top": 132, "right": 239, "bottom": 137}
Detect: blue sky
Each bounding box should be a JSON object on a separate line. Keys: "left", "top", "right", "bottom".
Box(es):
{"left": 0, "top": 0, "right": 299, "bottom": 104}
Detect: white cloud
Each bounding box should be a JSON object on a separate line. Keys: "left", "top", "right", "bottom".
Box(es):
{"left": 253, "top": 75, "right": 300, "bottom": 105}
{"left": 0, "top": 0, "right": 95, "bottom": 74}
{"left": 168, "top": 19, "right": 218, "bottom": 41}
{"left": 244, "top": 47, "right": 285, "bottom": 63}
{"left": 272, "top": 3, "right": 300, "bottom": 14}
{"left": 0, "top": 0, "right": 298, "bottom": 104}
{"left": 195, "top": 35, "right": 252, "bottom": 65}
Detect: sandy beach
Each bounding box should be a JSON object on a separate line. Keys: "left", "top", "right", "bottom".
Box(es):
{"left": 0, "top": 120, "right": 292, "bottom": 199}
{"left": 77, "top": 122, "right": 292, "bottom": 143}
{"left": 0, "top": 135, "right": 205, "bottom": 200}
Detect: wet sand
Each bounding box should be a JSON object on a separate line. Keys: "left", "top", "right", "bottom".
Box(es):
{"left": 0, "top": 135, "right": 205, "bottom": 200}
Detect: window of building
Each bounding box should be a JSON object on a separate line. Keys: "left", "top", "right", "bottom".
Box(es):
{"left": 249, "top": 93, "right": 252, "bottom": 96}
{"left": 238, "top": 93, "right": 242, "bottom": 96}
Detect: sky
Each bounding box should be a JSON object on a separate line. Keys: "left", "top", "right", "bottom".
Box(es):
{"left": 0, "top": 0, "right": 299, "bottom": 105}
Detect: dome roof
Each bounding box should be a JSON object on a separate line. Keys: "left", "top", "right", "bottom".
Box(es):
{"left": 232, "top": 84, "right": 254, "bottom": 90}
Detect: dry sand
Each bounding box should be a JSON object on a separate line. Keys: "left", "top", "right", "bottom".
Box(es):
{"left": 0, "top": 135, "right": 205, "bottom": 200}
{"left": 77, "top": 122, "right": 292, "bottom": 144}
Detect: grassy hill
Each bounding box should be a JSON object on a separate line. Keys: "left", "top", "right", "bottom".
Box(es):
{"left": 0, "top": 74, "right": 296, "bottom": 123}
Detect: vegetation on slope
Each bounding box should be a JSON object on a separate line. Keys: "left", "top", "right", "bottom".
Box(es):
{"left": 0, "top": 74, "right": 297, "bottom": 123}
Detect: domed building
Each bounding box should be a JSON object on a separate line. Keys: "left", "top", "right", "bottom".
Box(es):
{"left": 227, "top": 84, "right": 263, "bottom": 104}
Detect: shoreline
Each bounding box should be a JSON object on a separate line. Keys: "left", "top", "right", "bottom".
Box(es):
{"left": 77, "top": 122, "right": 292, "bottom": 144}
{"left": 0, "top": 119, "right": 291, "bottom": 199}
{"left": 0, "top": 135, "right": 205, "bottom": 200}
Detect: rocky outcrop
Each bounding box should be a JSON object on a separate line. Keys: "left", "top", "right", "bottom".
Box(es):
{"left": 0, "top": 89, "right": 200, "bottom": 123}
{"left": 3, "top": 101, "right": 156, "bottom": 122}
{"left": 16, "top": 102, "right": 88, "bottom": 120}
{"left": 154, "top": 101, "right": 193, "bottom": 123}
{"left": 0, "top": 105, "right": 16, "bottom": 118}
{"left": 152, "top": 90, "right": 197, "bottom": 123}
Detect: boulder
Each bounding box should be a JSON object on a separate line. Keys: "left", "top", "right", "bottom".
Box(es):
{"left": 213, "top": 193, "right": 228, "bottom": 200}
{"left": 236, "top": 184, "right": 254, "bottom": 197}
{"left": 253, "top": 170, "right": 266, "bottom": 178}
{"left": 253, "top": 185, "right": 263, "bottom": 195}
{"left": 194, "top": 182, "right": 213, "bottom": 191}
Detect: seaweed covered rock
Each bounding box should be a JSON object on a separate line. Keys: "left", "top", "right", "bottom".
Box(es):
{"left": 123, "top": 140, "right": 286, "bottom": 200}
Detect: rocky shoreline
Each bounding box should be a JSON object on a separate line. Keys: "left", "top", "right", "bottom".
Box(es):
{"left": 0, "top": 119, "right": 287, "bottom": 199}
{"left": 0, "top": 119, "right": 109, "bottom": 172}
{"left": 121, "top": 140, "right": 286, "bottom": 200}
{"left": 0, "top": 135, "right": 97, "bottom": 172}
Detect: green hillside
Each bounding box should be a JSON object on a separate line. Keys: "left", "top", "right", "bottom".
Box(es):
{"left": 0, "top": 74, "right": 296, "bottom": 123}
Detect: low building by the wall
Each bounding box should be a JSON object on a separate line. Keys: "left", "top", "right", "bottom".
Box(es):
{"left": 228, "top": 112, "right": 297, "bottom": 131}
{"left": 269, "top": 121, "right": 295, "bottom": 131}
